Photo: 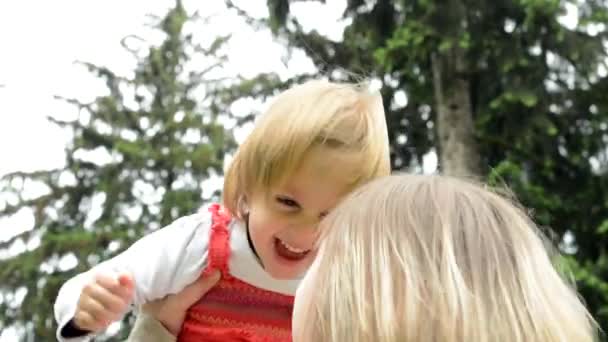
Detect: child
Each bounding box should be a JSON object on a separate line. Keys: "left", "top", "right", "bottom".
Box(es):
{"left": 53, "top": 80, "right": 391, "bottom": 342}
{"left": 292, "top": 174, "right": 599, "bottom": 341}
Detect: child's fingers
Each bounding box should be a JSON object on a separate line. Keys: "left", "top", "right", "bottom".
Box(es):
{"left": 73, "top": 310, "right": 96, "bottom": 331}
{"left": 95, "top": 273, "right": 133, "bottom": 301}
{"left": 83, "top": 282, "right": 129, "bottom": 315}
{"left": 95, "top": 274, "right": 121, "bottom": 293}
{"left": 81, "top": 297, "right": 114, "bottom": 323}
{"left": 97, "top": 288, "right": 129, "bottom": 314}
{"left": 80, "top": 295, "right": 105, "bottom": 317}
{"left": 74, "top": 306, "right": 109, "bottom": 332}
{"left": 117, "top": 273, "right": 134, "bottom": 291}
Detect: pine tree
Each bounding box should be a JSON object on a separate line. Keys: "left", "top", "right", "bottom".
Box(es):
{"left": 0, "top": 1, "right": 237, "bottom": 340}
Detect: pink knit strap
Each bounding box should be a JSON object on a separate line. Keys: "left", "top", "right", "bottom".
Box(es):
{"left": 202, "top": 204, "right": 233, "bottom": 279}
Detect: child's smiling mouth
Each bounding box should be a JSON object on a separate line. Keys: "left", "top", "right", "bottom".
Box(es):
{"left": 274, "top": 237, "right": 310, "bottom": 261}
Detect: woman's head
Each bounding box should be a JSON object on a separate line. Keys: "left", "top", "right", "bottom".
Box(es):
{"left": 293, "top": 174, "right": 598, "bottom": 341}
{"left": 223, "top": 79, "right": 391, "bottom": 279}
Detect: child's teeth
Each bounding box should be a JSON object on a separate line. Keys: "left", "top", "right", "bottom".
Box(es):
{"left": 280, "top": 239, "right": 306, "bottom": 253}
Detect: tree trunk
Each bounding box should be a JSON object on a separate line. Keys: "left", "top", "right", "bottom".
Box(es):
{"left": 431, "top": 5, "right": 481, "bottom": 177}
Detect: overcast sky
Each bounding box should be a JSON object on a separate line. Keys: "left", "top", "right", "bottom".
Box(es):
{"left": 0, "top": 0, "right": 353, "bottom": 175}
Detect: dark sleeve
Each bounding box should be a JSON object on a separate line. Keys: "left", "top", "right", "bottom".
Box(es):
{"left": 60, "top": 319, "right": 91, "bottom": 338}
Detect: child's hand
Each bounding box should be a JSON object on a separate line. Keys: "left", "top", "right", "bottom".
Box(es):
{"left": 73, "top": 273, "right": 135, "bottom": 333}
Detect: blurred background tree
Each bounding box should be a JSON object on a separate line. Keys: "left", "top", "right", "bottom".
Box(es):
{"left": 265, "top": 0, "right": 608, "bottom": 334}
{"left": 0, "top": 1, "right": 240, "bottom": 340}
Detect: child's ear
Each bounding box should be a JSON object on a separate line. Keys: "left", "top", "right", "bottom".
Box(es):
{"left": 238, "top": 196, "right": 250, "bottom": 216}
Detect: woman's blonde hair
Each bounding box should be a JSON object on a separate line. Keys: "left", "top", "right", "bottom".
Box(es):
{"left": 223, "top": 79, "right": 391, "bottom": 218}
{"left": 304, "top": 174, "right": 598, "bottom": 342}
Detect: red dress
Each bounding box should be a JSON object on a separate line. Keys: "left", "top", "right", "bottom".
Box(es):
{"left": 177, "top": 204, "right": 295, "bottom": 342}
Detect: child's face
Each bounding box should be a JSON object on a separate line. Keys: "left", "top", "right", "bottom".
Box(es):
{"left": 247, "top": 148, "right": 352, "bottom": 280}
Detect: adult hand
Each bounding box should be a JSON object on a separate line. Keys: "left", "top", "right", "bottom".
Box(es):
{"left": 142, "top": 271, "right": 221, "bottom": 336}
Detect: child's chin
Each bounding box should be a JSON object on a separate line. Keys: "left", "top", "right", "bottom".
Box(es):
{"left": 265, "top": 262, "right": 307, "bottom": 280}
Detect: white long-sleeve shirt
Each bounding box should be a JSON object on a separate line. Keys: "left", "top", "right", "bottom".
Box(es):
{"left": 54, "top": 209, "right": 300, "bottom": 342}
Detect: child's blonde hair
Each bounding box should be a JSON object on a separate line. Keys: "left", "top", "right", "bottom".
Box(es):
{"left": 223, "top": 79, "right": 391, "bottom": 218}
{"left": 305, "top": 174, "right": 598, "bottom": 341}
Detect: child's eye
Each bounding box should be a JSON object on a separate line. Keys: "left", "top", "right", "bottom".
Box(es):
{"left": 276, "top": 196, "right": 300, "bottom": 209}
